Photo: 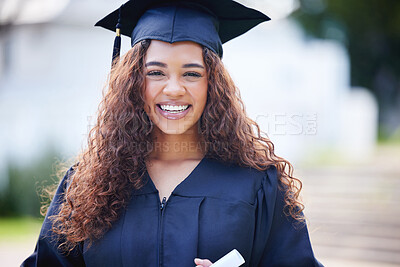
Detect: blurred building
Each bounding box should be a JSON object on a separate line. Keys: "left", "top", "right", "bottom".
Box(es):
{"left": 0, "top": 0, "right": 125, "bottom": 168}
{"left": 223, "top": 19, "right": 378, "bottom": 165}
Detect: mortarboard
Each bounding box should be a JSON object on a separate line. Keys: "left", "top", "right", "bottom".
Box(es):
{"left": 95, "top": 0, "right": 270, "bottom": 65}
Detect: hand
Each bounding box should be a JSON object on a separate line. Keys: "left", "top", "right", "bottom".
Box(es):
{"left": 194, "top": 258, "right": 213, "bottom": 267}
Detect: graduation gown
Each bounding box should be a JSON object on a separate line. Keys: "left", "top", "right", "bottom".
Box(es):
{"left": 22, "top": 157, "right": 323, "bottom": 267}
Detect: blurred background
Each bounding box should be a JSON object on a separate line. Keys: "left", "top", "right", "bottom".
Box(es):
{"left": 0, "top": 0, "right": 399, "bottom": 266}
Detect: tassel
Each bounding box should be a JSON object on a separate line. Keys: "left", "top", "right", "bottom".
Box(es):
{"left": 111, "top": 6, "right": 123, "bottom": 67}
{"left": 112, "top": 29, "right": 121, "bottom": 66}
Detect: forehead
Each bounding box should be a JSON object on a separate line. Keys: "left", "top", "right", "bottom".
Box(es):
{"left": 145, "top": 40, "right": 204, "bottom": 63}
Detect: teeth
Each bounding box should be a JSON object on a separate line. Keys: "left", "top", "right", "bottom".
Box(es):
{"left": 160, "top": 104, "right": 189, "bottom": 113}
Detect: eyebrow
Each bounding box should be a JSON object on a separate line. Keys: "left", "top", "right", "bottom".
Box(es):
{"left": 182, "top": 63, "right": 204, "bottom": 69}
{"left": 145, "top": 61, "right": 167, "bottom": 68}
{"left": 145, "top": 61, "right": 204, "bottom": 69}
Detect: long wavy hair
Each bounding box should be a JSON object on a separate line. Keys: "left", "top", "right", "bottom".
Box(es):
{"left": 48, "top": 39, "right": 304, "bottom": 252}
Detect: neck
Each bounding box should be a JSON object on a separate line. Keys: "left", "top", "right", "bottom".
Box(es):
{"left": 149, "top": 125, "right": 205, "bottom": 161}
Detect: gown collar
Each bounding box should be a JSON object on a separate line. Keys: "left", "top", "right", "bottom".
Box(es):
{"left": 132, "top": 156, "right": 209, "bottom": 196}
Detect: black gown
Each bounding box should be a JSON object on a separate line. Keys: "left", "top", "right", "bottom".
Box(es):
{"left": 22, "top": 157, "right": 323, "bottom": 267}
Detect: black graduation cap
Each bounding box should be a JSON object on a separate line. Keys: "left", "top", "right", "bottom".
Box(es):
{"left": 95, "top": 0, "right": 270, "bottom": 65}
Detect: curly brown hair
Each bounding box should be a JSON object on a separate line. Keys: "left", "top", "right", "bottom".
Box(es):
{"left": 48, "top": 39, "right": 304, "bottom": 252}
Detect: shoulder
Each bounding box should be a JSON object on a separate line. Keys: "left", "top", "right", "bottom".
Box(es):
{"left": 205, "top": 157, "right": 277, "bottom": 186}
{"left": 49, "top": 164, "right": 77, "bottom": 202}
{"left": 59, "top": 164, "right": 78, "bottom": 191}
{"left": 190, "top": 157, "right": 278, "bottom": 205}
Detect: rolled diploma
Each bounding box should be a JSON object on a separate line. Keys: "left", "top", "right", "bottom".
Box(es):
{"left": 210, "top": 249, "right": 245, "bottom": 267}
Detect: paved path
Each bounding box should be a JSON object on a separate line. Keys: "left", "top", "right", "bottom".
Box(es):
{"left": 299, "top": 145, "right": 400, "bottom": 266}
{"left": 0, "top": 236, "right": 37, "bottom": 266}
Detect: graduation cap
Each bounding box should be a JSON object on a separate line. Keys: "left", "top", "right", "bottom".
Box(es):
{"left": 95, "top": 0, "right": 270, "bottom": 66}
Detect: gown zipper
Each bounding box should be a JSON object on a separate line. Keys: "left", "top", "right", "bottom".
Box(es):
{"left": 161, "top": 197, "right": 166, "bottom": 210}
{"left": 159, "top": 196, "right": 167, "bottom": 267}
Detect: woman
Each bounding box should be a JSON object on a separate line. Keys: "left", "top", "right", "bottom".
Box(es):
{"left": 23, "top": 1, "right": 323, "bottom": 266}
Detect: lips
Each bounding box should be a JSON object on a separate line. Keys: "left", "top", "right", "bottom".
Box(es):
{"left": 156, "top": 104, "right": 192, "bottom": 120}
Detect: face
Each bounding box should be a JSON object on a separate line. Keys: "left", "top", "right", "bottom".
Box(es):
{"left": 143, "top": 40, "right": 208, "bottom": 135}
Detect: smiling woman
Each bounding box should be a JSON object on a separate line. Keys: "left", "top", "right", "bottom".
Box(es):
{"left": 22, "top": 1, "right": 323, "bottom": 267}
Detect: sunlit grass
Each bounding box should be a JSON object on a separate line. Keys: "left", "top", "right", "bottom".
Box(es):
{"left": 0, "top": 217, "right": 43, "bottom": 243}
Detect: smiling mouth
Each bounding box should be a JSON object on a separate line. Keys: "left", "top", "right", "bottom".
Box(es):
{"left": 157, "top": 104, "right": 191, "bottom": 113}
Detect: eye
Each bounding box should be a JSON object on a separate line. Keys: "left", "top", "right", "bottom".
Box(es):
{"left": 183, "top": 72, "right": 202, "bottom": 78}
{"left": 147, "top": 70, "right": 165, "bottom": 77}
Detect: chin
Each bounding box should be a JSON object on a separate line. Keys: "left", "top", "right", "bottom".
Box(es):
{"left": 157, "top": 126, "right": 194, "bottom": 135}
{"left": 155, "top": 120, "right": 199, "bottom": 136}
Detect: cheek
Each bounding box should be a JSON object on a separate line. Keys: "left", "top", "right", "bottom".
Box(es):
{"left": 190, "top": 83, "right": 208, "bottom": 118}
{"left": 143, "top": 94, "right": 153, "bottom": 115}
{"left": 143, "top": 84, "right": 157, "bottom": 113}
{"left": 197, "top": 81, "right": 208, "bottom": 107}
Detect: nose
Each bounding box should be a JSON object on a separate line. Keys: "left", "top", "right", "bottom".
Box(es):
{"left": 162, "top": 77, "right": 185, "bottom": 97}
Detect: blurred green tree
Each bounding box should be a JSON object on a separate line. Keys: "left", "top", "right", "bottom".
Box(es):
{"left": 0, "top": 149, "right": 64, "bottom": 217}
{"left": 292, "top": 0, "right": 400, "bottom": 138}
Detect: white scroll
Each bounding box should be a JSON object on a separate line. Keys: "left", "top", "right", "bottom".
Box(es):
{"left": 210, "top": 249, "right": 245, "bottom": 267}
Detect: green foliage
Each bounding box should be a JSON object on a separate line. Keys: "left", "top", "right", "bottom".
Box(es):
{"left": 292, "top": 0, "right": 400, "bottom": 137}
{"left": 0, "top": 149, "right": 64, "bottom": 217}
